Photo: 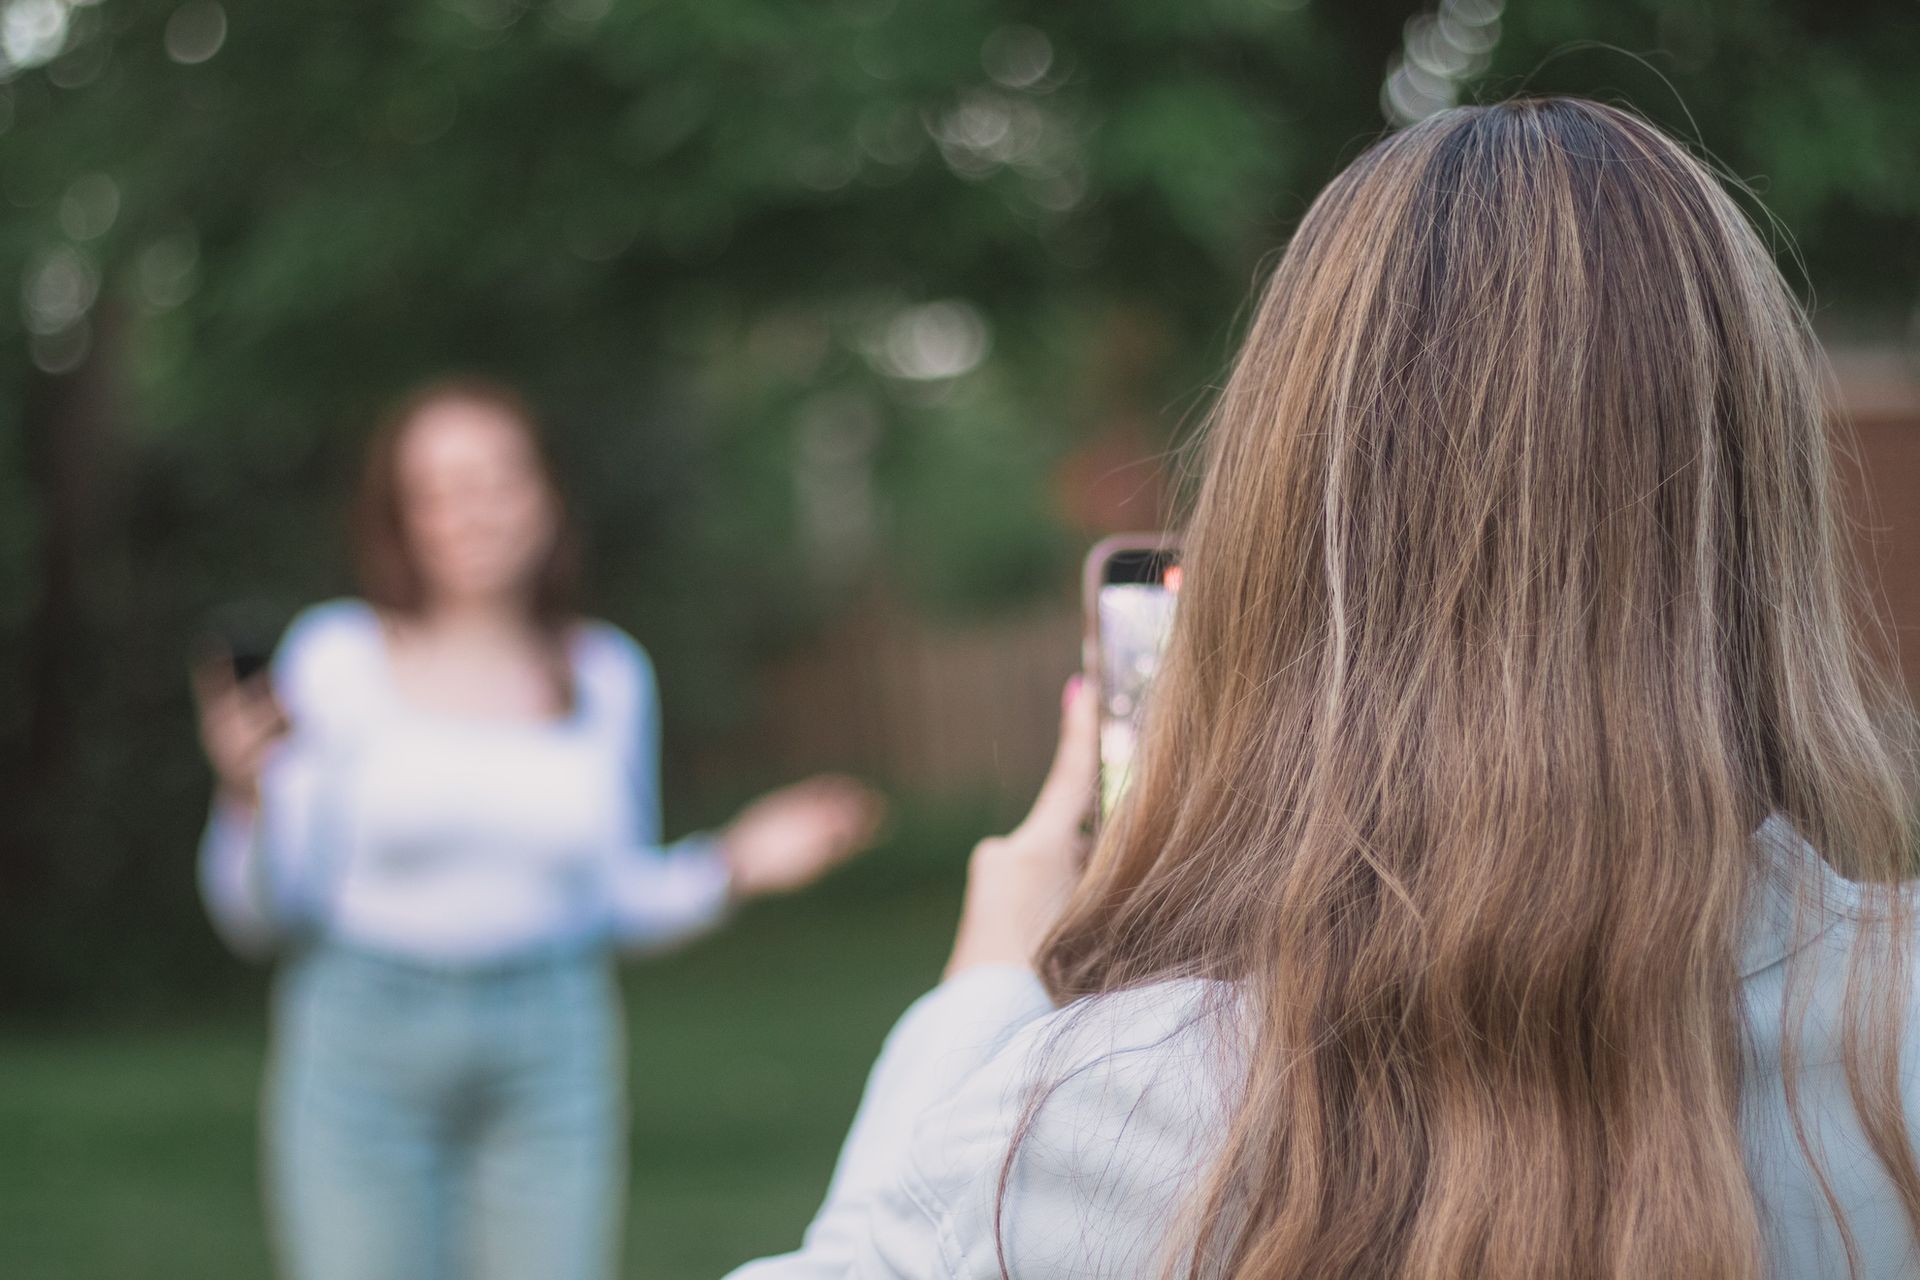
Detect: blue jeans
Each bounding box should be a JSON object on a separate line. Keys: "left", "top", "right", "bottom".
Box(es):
{"left": 266, "top": 945, "right": 625, "bottom": 1280}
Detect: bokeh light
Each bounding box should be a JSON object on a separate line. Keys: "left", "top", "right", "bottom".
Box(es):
{"left": 1382, "top": 0, "right": 1505, "bottom": 125}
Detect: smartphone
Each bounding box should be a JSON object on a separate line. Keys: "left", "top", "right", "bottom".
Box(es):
{"left": 1083, "top": 535, "right": 1181, "bottom": 825}
{"left": 198, "top": 605, "right": 283, "bottom": 686}
{"left": 222, "top": 637, "right": 275, "bottom": 684}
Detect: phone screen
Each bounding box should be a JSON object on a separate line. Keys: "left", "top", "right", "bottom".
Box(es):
{"left": 1094, "top": 546, "right": 1181, "bottom": 821}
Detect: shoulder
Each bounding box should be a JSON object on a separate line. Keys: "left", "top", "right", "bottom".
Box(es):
{"left": 272, "top": 599, "right": 385, "bottom": 720}
{"left": 1736, "top": 883, "right": 1920, "bottom": 1274}
{"left": 894, "top": 979, "right": 1236, "bottom": 1277}
{"left": 998, "top": 978, "right": 1233, "bottom": 1106}
{"left": 569, "top": 619, "right": 658, "bottom": 716}
{"left": 278, "top": 598, "right": 381, "bottom": 662}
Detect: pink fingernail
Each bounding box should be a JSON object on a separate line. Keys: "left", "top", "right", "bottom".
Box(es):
{"left": 1063, "top": 674, "right": 1083, "bottom": 708}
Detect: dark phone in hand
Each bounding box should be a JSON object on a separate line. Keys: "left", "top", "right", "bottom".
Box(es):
{"left": 200, "top": 605, "right": 285, "bottom": 686}
{"left": 224, "top": 639, "right": 273, "bottom": 684}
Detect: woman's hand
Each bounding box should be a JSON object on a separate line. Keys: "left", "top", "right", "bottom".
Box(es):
{"left": 944, "top": 675, "right": 1096, "bottom": 979}
{"left": 191, "top": 659, "right": 288, "bottom": 811}
{"left": 720, "top": 775, "right": 886, "bottom": 899}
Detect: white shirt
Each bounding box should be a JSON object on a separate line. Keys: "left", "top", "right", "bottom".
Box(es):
{"left": 198, "top": 599, "right": 731, "bottom": 964}
{"left": 734, "top": 829, "right": 1920, "bottom": 1279}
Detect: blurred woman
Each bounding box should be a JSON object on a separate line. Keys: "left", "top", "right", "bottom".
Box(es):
{"left": 729, "top": 99, "right": 1920, "bottom": 1278}
{"left": 193, "top": 378, "right": 881, "bottom": 1280}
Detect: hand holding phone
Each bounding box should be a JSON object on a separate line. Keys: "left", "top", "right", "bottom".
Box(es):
{"left": 944, "top": 675, "right": 1097, "bottom": 978}
{"left": 191, "top": 615, "right": 288, "bottom": 810}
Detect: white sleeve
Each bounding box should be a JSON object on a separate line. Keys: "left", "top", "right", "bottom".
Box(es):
{"left": 593, "top": 628, "right": 735, "bottom": 951}
{"left": 726, "top": 976, "right": 1224, "bottom": 1280}
{"left": 724, "top": 967, "right": 1056, "bottom": 1280}
{"left": 196, "top": 753, "right": 330, "bottom": 957}
{"left": 198, "top": 797, "right": 275, "bottom": 957}
{"left": 196, "top": 601, "right": 368, "bottom": 958}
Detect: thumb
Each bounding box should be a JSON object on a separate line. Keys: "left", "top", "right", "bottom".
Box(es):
{"left": 1015, "top": 675, "right": 1096, "bottom": 841}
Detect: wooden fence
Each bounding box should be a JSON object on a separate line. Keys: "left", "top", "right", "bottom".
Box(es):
{"left": 1833, "top": 348, "right": 1920, "bottom": 687}
{"left": 756, "top": 597, "right": 1083, "bottom": 803}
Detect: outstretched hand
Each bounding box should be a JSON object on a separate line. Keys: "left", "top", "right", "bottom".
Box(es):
{"left": 944, "top": 674, "right": 1096, "bottom": 978}
{"left": 720, "top": 775, "right": 886, "bottom": 899}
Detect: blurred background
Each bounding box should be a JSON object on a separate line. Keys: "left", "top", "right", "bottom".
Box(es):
{"left": 0, "top": 0, "right": 1916, "bottom": 1275}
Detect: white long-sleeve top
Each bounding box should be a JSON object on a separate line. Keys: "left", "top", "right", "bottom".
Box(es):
{"left": 731, "top": 828, "right": 1920, "bottom": 1279}
{"left": 198, "top": 599, "right": 732, "bottom": 965}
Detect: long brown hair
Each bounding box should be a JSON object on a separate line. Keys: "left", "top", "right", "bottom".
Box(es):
{"left": 352, "top": 376, "right": 583, "bottom": 698}
{"left": 1038, "top": 98, "right": 1918, "bottom": 1278}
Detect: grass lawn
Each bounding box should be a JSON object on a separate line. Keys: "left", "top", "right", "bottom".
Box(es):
{"left": 0, "top": 867, "right": 967, "bottom": 1280}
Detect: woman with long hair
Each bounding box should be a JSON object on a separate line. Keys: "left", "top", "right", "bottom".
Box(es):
{"left": 730, "top": 97, "right": 1919, "bottom": 1278}
{"left": 193, "top": 378, "right": 882, "bottom": 1280}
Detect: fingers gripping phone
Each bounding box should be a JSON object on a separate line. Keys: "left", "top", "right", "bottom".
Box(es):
{"left": 1084, "top": 535, "right": 1181, "bottom": 826}
{"left": 198, "top": 604, "right": 283, "bottom": 686}
{"left": 220, "top": 636, "right": 275, "bottom": 684}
